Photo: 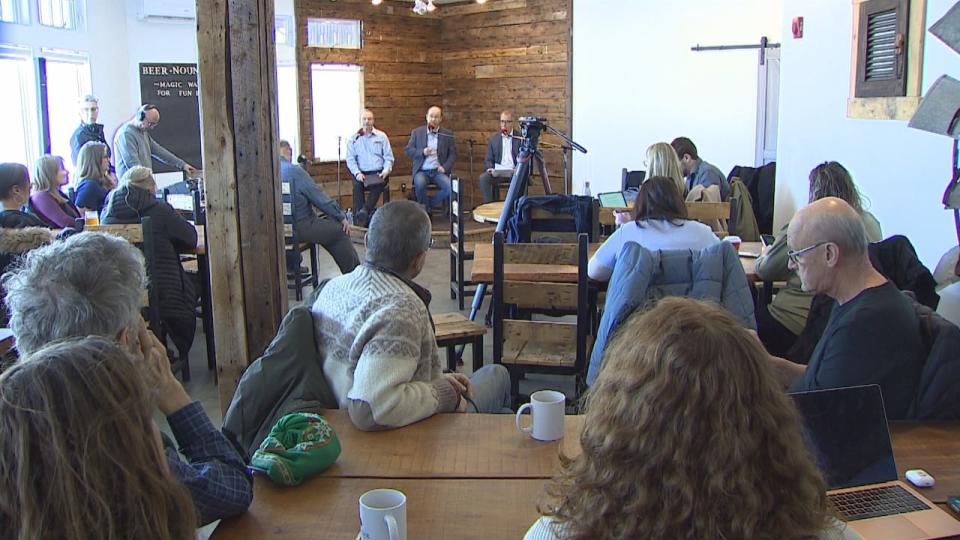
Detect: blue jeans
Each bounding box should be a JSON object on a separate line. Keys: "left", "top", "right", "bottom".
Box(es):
{"left": 466, "top": 364, "right": 512, "bottom": 413}
{"left": 414, "top": 169, "right": 451, "bottom": 210}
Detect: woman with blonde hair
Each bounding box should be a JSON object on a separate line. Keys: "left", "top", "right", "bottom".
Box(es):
{"left": 28, "top": 154, "right": 80, "bottom": 228}
{"left": 74, "top": 141, "right": 115, "bottom": 214}
{"left": 645, "top": 141, "right": 686, "bottom": 196}
{"left": 525, "top": 297, "right": 859, "bottom": 540}
{"left": 0, "top": 336, "right": 197, "bottom": 539}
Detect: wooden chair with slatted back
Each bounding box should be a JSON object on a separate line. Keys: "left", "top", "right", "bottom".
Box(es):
{"left": 281, "top": 180, "right": 320, "bottom": 301}
{"left": 492, "top": 231, "right": 592, "bottom": 404}
{"left": 449, "top": 176, "right": 494, "bottom": 309}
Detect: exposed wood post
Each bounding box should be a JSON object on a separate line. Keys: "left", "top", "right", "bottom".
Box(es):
{"left": 196, "top": 0, "right": 288, "bottom": 414}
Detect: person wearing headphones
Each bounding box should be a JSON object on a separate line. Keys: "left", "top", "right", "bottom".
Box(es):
{"left": 113, "top": 104, "right": 199, "bottom": 179}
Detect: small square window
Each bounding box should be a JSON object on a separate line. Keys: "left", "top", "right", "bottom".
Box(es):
{"left": 0, "top": 0, "right": 30, "bottom": 24}
{"left": 37, "top": 0, "right": 84, "bottom": 30}
{"left": 307, "top": 18, "right": 361, "bottom": 49}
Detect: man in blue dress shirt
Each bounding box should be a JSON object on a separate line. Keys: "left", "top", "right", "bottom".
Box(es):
{"left": 346, "top": 109, "right": 395, "bottom": 227}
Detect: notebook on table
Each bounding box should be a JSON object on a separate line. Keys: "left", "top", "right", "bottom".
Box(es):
{"left": 790, "top": 385, "right": 960, "bottom": 539}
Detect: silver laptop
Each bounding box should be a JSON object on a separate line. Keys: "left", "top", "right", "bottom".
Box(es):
{"left": 791, "top": 385, "right": 960, "bottom": 539}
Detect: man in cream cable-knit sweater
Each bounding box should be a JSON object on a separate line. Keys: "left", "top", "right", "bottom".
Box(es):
{"left": 312, "top": 200, "right": 511, "bottom": 430}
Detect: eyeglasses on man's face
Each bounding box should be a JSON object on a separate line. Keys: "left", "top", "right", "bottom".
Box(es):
{"left": 787, "top": 241, "right": 829, "bottom": 265}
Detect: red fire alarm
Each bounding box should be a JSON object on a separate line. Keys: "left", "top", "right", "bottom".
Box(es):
{"left": 792, "top": 17, "right": 804, "bottom": 39}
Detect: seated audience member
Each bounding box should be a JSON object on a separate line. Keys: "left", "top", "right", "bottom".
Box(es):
{"left": 312, "top": 200, "right": 511, "bottom": 430}
{"left": 766, "top": 198, "right": 923, "bottom": 419}
{"left": 671, "top": 136, "right": 730, "bottom": 200}
{"left": 0, "top": 337, "right": 197, "bottom": 539}
{"left": 614, "top": 142, "right": 687, "bottom": 225}
{"left": 102, "top": 166, "right": 199, "bottom": 357}
{"left": 3, "top": 232, "right": 252, "bottom": 524}
{"left": 404, "top": 106, "right": 455, "bottom": 213}
{"left": 74, "top": 140, "right": 116, "bottom": 215}
{"left": 588, "top": 176, "right": 719, "bottom": 281}
{"left": 526, "top": 298, "right": 858, "bottom": 540}
{"left": 0, "top": 163, "right": 55, "bottom": 326}
{"left": 756, "top": 161, "right": 883, "bottom": 356}
{"left": 29, "top": 154, "right": 80, "bottom": 228}
{"left": 279, "top": 140, "right": 359, "bottom": 275}
{"left": 479, "top": 110, "right": 521, "bottom": 203}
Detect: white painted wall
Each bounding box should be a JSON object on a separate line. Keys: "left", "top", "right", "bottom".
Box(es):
{"left": 572, "top": 0, "right": 782, "bottom": 194}
{"left": 777, "top": 0, "right": 960, "bottom": 267}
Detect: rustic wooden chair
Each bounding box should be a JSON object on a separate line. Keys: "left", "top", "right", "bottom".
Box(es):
{"left": 492, "top": 231, "right": 592, "bottom": 404}
{"left": 282, "top": 180, "right": 320, "bottom": 301}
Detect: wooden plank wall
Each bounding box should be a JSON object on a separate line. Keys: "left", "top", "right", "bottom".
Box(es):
{"left": 296, "top": 0, "right": 441, "bottom": 208}
{"left": 294, "top": 0, "right": 572, "bottom": 210}
{"left": 440, "top": 0, "right": 572, "bottom": 206}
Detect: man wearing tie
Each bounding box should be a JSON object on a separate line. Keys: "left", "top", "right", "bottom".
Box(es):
{"left": 347, "top": 109, "right": 394, "bottom": 227}
{"left": 479, "top": 111, "right": 521, "bottom": 203}
{"left": 404, "top": 106, "right": 455, "bottom": 213}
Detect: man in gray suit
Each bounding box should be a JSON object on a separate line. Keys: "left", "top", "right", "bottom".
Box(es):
{"left": 404, "top": 106, "right": 456, "bottom": 213}
{"left": 479, "top": 111, "right": 521, "bottom": 203}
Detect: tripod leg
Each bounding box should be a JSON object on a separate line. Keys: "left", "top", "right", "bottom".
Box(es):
{"left": 534, "top": 152, "right": 553, "bottom": 195}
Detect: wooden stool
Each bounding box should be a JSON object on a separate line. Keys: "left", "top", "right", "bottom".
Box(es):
{"left": 433, "top": 312, "right": 486, "bottom": 372}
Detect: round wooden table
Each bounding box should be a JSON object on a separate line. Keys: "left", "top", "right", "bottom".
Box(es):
{"left": 473, "top": 201, "right": 504, "bottom": 223}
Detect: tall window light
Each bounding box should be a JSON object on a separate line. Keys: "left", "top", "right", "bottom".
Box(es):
{"left": 310, "top": 64, "right": 362, "bottom": 161}
{"left": 275, "top": 12, "right": 300, "bottom": 156}
{"left": 0, "top": 0, "right": 30, "bottom": 23}
{"left": 37, "top": 0, "right": 84, "bottom": 30}
{"left": 0, "top": 45, "right": 38, "bottom": 165}
{"left": 307, "top": 18, "right": 361, "bottom": 49}
{"left": 39, "top": 49, "right": 91, "bottom": 164}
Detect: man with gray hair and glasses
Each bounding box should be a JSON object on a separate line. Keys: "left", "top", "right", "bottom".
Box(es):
{"left": 312, "top": 200, "right": 511, "bottom": 431}
{"left": 69, "top": 94, "right": 109, "bottom": 167}
{"left": 3, "top": 232, "right": 252, "bottom": 524}
{"left": 763, "top": 197, "right": 924, "bottom": 419}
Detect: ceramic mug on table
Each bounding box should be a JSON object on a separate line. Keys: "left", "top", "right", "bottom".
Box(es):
{"left": 515, "top": 389, "right": 565, "bottom": 441}
{"left": 359, "top": 489, "right": 406, "bottom": 540}
{"left": 724, "top": 235, "right": 742, "bottom": 252}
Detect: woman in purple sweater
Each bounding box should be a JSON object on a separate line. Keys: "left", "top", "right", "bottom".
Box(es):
{"left": 29, "top": 155, "right": 80, "bottom": 228}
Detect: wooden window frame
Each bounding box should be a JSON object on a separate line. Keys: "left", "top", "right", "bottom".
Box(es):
{"left": 849, "top": 0, "right": 926, "bottom": 120}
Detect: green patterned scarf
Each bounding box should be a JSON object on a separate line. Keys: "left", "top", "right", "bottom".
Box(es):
{"left": 250, "top": 412, "right": 341, "bottom": 486}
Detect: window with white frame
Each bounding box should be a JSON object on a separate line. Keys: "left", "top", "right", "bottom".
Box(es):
{"left": 277, "top": 64, "right": 300, "bottom": 157}
{"left": 37, "top": 0, "right": 84, "bottom": 30}
{"left": 275, "top": 15, "right": 294, "bottom": 47}
{"left": 306, "top": 18, "right": 361, "bottom": 49}
{"left": 0, "top": 45, "right": 39, "bottom": 165}
{"left": 40, "top": 49, "right": 91, "bottom": 165}
{"left": 310, "top": 64, "right": 362, "bottom": 161}
{"left": 0, "top": 0, "right": 30, "bottom": 23}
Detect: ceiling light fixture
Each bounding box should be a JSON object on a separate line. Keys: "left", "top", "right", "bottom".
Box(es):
{"left": 371, "top": 0, "right": 382, "bottom": 5}
{"left": 426, "top": 0, "right": 437, "bottom": 12}
{"left": 476, "top": 0, "right": 488, "bottom": 3}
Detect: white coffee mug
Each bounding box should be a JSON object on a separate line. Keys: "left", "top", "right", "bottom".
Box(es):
{"left": 515, "top": 389, "right": 566, "bottom": 441}
{"left": 359, "top": 489, "right": 406, "bottom": 540}
{"left": 723, "top": 235, "right": 742, "bottom": 251}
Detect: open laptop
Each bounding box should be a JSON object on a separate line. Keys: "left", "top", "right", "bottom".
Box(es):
{"left": 791, "top": 385, "right": 960, "bottom": 539}
{"left": 597, "top": 191, "right": 628, "bottom": 208}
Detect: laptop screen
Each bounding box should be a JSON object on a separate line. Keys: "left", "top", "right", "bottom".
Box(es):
{"left": 790, "top": 385, "right": 898, "bottom": 490}
{"left": 598, "top": 191, "right": 627, "bottom": 208}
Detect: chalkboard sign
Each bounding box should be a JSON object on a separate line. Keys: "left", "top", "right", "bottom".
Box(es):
{"left": 138, "top": 63, "right": 201, "bottom": 173}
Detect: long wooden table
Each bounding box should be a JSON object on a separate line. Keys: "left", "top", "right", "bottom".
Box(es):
{"left": 214, "top": 414, "right": 960, "bottom": 539}
{"left": 469, "top": 241, "right": 761, "bottom": 283}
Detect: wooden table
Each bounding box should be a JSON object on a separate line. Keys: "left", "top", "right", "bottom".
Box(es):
{"left": 319, "top": 410, "right": 582, "bottom": 479}
{"left": 469, "top": 241, "right": 761, "bottom": 283}
{"left": 473, "top": 201, "right": 504, "bottom": 224}
{"left": 214, "top": 415, "right": 960, "bottom": 539}
{"left": 213, "top": 477, "right": 544, "bottom": 539}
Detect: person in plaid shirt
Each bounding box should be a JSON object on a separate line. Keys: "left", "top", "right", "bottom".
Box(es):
{"left": 4, "top": 232, "right": 252, "bottom": 525}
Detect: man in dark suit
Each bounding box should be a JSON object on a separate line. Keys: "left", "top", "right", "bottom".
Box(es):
{"left": 479, "top": 111, "right": 521, "bottom": 203}
{"left": 404, "top": 106, "right": 456, "bottom": 213}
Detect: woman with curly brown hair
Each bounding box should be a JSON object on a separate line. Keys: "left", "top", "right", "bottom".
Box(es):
{"left": 0, "top": 336, "right": 197, "bottom": 540}
{"left": 525, "top": 297, "right": 859, "bottom": 540}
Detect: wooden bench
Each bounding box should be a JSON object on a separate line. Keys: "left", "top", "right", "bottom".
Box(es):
{"left": 434, "top": 312, "right": 487, "bottom": 373}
